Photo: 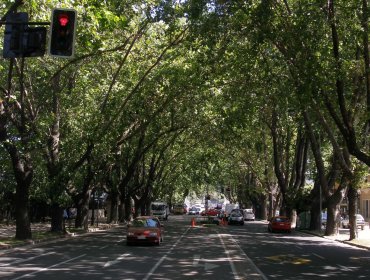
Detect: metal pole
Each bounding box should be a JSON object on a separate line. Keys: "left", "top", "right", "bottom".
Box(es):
{"left": 96, "top": 199, "right": 99, "bottom": 227}
{"left": 0, "top": 0, "right": 24, "bottom": 26}
{"left": 319, "top": 185, "right": 322, "bottom": 231}
{"left": 91, "top": 190, "right": 95, "bottom": 226}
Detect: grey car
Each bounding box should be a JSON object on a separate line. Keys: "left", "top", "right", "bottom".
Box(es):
{"left": 342, "top": 214, "right": 365, "bottom": 230}
{"left": 228, "top": 212, "right": 244, "bottom": 225}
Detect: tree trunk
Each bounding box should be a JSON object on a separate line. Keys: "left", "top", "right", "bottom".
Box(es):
{"left": 259, "top": 194, "right": 268, "bottom": 220}
{"left": 108, "top": 192, "right": 119, "bottom": 223}
{"left": 124, "top": 196, "right": 132, "bottom": 221}
{"left": 325, "top": 205, "right": 337, "bottom": 236}
{"left": 309, "top": 182, "right": 322, "bottom": 231}
{"left": 5, "top": 143, "right": 33, "bottom": 240}
{"left": 309, "top": 203, "right": 321, "bottom": 231}
{"left": 50, "top": 203, "right": 64, "bottom": 232}
{"left": 348, "top": 185, "right": 358, "bottom": 240}
{"left": 15, "top": 181, "right": 32, "bottom": 239}
{"left": 74, "top": 190, "right": 91, "bottom": 230}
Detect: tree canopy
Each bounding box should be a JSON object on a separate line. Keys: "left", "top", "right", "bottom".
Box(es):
{"left": 0, "top": 0, "right": 369, "bottom": 239}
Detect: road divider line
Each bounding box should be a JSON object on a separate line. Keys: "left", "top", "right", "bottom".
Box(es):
{"left": 10, "top": 254, "right": 86, "bottom": 280}
{"left": 219, "top": 233, "right": 240, "bottom": 280}
{"left": 142, "top": 227, "right": 190, "bottom": 280}
{"left": 104, "top": 253, "right": 130, "bottom": 267}
{"left": 312, "top": 253, "right": 325, "bottom": 260}
{"left": 219, "top": 233, "right": 269, "bottom": 280}
{"left": 0, "top": 251, "right": 55, "bottom": 267}
{"left": 229, "top": 235, "right": 269, "bottom": 280}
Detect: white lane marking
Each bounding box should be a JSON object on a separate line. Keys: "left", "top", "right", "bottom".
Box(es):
{"left": 313, "top": 253, "right": 325, "bottom": 260}
{"left": 0, "top": 251, "right": 55, "bottom": 267}
{"left": 192, "top": 255, "right": 219, "bottom": 270}
{"left": 229, "top": 235, "right": 269, "bottom": 280}
{"left": 104, "top": 253, "right": 130, "bottom": 267}
{"left": 219, "top": 233, "right": 240, "bottom": 280}
{"left": 193, "top": 254, "right": 200, "bottom": 266}
{"left": 219, "top": 233, "right": 269, "bottom": 280}
{"left": 142, "top": 227, "right": 190, "bottom": 280}
{"left": 10, "top": 254, "right": 86, "bottom": 280}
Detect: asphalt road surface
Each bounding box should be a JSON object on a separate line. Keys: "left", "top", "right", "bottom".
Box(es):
{"left": 0, "top": 215, "right": 369, "bottom": 280}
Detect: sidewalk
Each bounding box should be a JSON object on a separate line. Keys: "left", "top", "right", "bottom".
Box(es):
{"left": 301, "top": 226, "right": 370, "bottom": 250}
{"left": 0, "top": 221, "right": 120, "bottom": 251}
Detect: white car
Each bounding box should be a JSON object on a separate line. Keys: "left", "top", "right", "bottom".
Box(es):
{"left": 342, "top": 214, "right": 365, "bottom": 230}
{"left": 228, "top": 212, "right": 244, "bottom": 225}
{"left": 188, "top": 207, "right": 201, "bottom": 215}
{"left": 243, "top": 209, "right": 255, "bottom": 221}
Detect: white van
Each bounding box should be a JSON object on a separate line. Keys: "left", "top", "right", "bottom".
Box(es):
{"left": 224, "top": 203, "right": 239, "bottom": 217}
{"left": 243, "top": 209, "right": 255, "bottom": 221}
{"left": 151, "top": 201, "right": 169, "bottom": 220}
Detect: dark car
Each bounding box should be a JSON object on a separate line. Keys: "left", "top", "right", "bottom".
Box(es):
{"left": 126, "top": 216, "right": 163, "bottom": 246}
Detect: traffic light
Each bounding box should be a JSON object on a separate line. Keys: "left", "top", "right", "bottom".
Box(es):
{"left": 49, "top": 8, "right": 77, "bottom": 58}
{"left": 3, "top": 12, "right": 46, "bottom": 58}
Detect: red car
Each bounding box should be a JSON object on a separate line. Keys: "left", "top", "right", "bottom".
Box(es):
{"left": 201, "top": 208, "right": 220, "bottom": 216}
{"left": 126, "top": 216, "right": 164, "bottom": 245}
{"left": 268, "top": 216, "right": 292, "bottom": 233}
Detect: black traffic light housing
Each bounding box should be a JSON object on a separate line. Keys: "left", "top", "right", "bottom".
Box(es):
{"left": 3, "top": 12, "right": 47, "bottom": 58}
{"left": 49, "top": 8, "right": 77, "bottom": 58}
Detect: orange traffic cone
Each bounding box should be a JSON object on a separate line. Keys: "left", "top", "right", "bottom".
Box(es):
{"left": 191, "top": 217, "right": 196, "bottom": 227}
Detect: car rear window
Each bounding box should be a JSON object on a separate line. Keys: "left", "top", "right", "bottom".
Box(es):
{"left": 274, "top": 217, "right": 289, "bottom": 222}
{"left": 231, "top": 212, "right": 242, "bottom": 217}
{"left": 132, "top": 218, "right": 159, "bottom": 227}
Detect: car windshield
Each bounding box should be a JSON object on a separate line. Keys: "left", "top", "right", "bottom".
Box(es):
{"left": 132, "top": 218, "right": 159, "bottom": 228}
{"left": 274, "top": 217, "right": 289, "bottom": 222}
{"left": 152, "top": 204, "right": 166, "bottom": 211}
{"left": 231, "top": 213, "right": 242, "bottom": 217}
{"left": 356, "top": 214, "right": 364, "bottom": 221}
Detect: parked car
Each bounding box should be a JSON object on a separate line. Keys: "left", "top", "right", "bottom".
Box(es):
{"left": 243, "top": 209, "right": 255, "bottom": 221}
{"left": 321, "top": 212, "right": 327, "bottom": 226}
{"left": 173, "top": 204, "right": 186, "bottom": 215}
{"left": 268, "top": 216, "right": 292, "bottom": 233}
{"left": 201, "top": 208, "right": 220, "bottom": 216}
{"left": 225, "top": 204, "right": 239, "bottom": 217}
{"left": 126, "top": 216, "right": 163, "bottom": 246}
{"left": 188, "top": 207, "right": 201, "bottom": 215}
{"left": 230, "top": 209, "right": 244, "bottom": 216}
{"left": 228, "top": 212, "right": 244, "bottom": 225}
{"left": 342, "top": 214, "right": 365, "bottom": 230}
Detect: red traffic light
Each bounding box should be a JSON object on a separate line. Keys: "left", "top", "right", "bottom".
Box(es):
{"left": 58, "top": 14, "right": 69, "bottom": 27}
{"left": 49, "top": 8, "right": 77, "bottom": 58}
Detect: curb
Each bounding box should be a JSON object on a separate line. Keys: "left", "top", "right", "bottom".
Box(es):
{"left": 298, "top": 229, "right": 370, "bottom": 250}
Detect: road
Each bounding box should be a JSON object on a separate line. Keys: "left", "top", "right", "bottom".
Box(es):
{"left": 0, "top": 215, "right": 369, "bottom": 280}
